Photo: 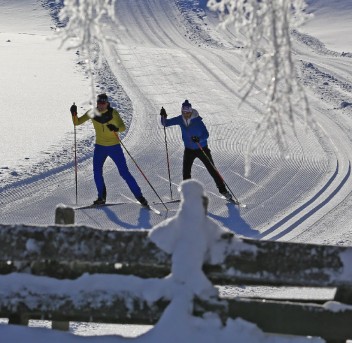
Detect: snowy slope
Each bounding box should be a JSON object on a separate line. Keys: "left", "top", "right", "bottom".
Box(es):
{"left": 0, "top": 0, "right": 351, "bottom": 249}
{"left": 0, "top": 0, "right": 93, "bottom": 186}
{"left": 304, "top": 0, "right": 352, "bottom": 53}
{"left": 1, "top": 0, "right": 352, "bottom": 341}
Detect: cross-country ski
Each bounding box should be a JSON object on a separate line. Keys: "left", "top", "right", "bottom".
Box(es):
{"left": 137, "top": 203, "right": 162, "bottom": 216}
{"left": 225, "top": 197, "right": 247, "bottom": 208}
{"left": 153, "top": 199, "right": 181, "bottom": 205}
{"left": 75, "top": 200, "right": 162, "bottom": 215}
{"left": 120, "top": 194, "right": 162, "bottom": 216}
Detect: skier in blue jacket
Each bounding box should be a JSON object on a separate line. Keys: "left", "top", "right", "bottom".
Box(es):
{"left": 160, "top": 100, "right": 233, "bottom": 200}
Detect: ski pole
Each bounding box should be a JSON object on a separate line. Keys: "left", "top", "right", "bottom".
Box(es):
{"left": 72, "top": 102, "right": 78, "bottom": 205}
{"left": 113, "top": 132, "right": 168, "bottom": 211}
{"left": 194, "top": 141, "right": 240, "bottom": 203}
{"left": 163, "top": 117, "right": 173, "bottom": 200}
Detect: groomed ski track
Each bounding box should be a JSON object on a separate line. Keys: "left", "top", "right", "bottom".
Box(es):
{"left": 1, "top": 0, "right": 352, "bottom": 246}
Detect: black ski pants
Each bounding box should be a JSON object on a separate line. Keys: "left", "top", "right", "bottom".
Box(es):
{"left": 183, "top": 146, "right": 226, "bottom": 193}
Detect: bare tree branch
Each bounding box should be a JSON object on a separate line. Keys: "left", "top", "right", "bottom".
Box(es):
{"left": 207, "top": 0, "right": 314, "bottom": 174}
{"left": 56, "top": 0, "right": 118, "bottom": 116}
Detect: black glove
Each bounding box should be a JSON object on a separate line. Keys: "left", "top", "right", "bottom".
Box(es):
{"left": 191, "top": 136, "right": 200, "bottom": 143}
{"left": 70, "top": 104, "right": 77, "bottom": 115}
{"left": 160, "top": 107, "right": 167, "bottom": 118}
{"left": 107, "top": 124, "right": 119, "bottom": 132}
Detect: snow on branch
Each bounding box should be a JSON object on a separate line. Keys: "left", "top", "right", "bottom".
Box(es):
{"left": 207, "top": 0, "right": 314, "bottom": 172}
{"left": 56, "top": 0, "right": 118, "bottom": 114}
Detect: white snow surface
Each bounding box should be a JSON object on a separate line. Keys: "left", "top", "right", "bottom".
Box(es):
{"left": 1, "top": 0, "right": 352, "bottom": 342}
{"left": 303, "top": 0, "right": 352, "bottom": 53}
{"left": 0, "top": 0, "right": 91, "bottom": 183}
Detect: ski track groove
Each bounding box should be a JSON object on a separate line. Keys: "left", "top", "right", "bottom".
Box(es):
{"left": 1, "top": 0, "right": 350, "bottom": 243}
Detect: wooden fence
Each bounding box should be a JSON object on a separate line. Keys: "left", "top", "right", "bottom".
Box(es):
{"left": 0, "top": 206, "right": 351, "bottom": 342}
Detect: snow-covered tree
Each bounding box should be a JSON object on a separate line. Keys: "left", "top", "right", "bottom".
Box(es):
{"left": 57, "top": 0, "right": 118, "bottom": 115}
{"left": 207, "top": 0, "right": 314, "bottom": 170}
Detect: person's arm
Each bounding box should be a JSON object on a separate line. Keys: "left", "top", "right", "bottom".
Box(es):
{"left": 70, "top": 104, "right": 90, "bottom": 126}
{"left": 160, "top": 107, "right": 180, "bottom": 127}
{"left": 112, "top": 110, "right": 126, "bottom": 132}
{"left": 106, "top": 110, "right": 126, "bottom": 133}
{"left": 199, "top": 120, "right": 209, "bottom": 141}
{"left": 73, "top": 113, "right": 90, "bottom": 126}
{"left": 191, "top": 119, "right": 209, "bottom": 144}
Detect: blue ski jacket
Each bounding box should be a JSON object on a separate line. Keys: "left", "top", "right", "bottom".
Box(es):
{"left": 161, "top": 109, "right": 209, "bottom": 150}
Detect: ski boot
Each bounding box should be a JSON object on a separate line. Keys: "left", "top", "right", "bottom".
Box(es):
{"left": 220, "top": 190, "right": 233, "bottom": 201}
{"left": 93, "top": 197, "right": 106, "bottom": 205}
{"left": 137, "top": 196, "right": 149, "bottom": 208}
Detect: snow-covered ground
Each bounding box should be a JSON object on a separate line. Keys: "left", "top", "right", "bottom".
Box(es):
{"left": 0, "top": 0, "right": 91, "bottom": 185}
{"left": 1, "top": 0, "right": 352, "bottom": 341}
{"left": 303, "top": 0, "right": 352, "bottom": 53}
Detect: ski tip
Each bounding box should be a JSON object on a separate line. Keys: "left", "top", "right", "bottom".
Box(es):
{"left": 153, "top": 199, "right": 181, "bottom": 205}
{"left": 137, "top": 202, "right": 162, "bottom": 215}
{"left": 226, "top": 198, "right": 247, "bottom": 208}
{"left": 231, "top": 200, "right": 247, "bottom": 208}
{"left": 146, "top": 206, "right": 162, "bottom": 216}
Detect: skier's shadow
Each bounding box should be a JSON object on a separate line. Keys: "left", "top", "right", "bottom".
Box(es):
{"left": 208, "top": 203, "right": 257, "bottom": 238}
{"left": 102, "top": 206, "right": 153, "bottom": 229}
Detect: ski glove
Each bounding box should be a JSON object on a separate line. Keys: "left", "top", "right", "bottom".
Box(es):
{"left": 70, "top": 104, "right": 77, "bottom": 116}
{"left": 191, "top": 136, "right": 200, "bottom": 143}
{"left": 160, "top": 107, "right": 167, "bottom": 118}
{"left": 107, "top": 124, "right": 119, "bottom": 132}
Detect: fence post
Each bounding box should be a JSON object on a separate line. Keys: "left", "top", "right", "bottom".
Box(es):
{"left": 51, "top": 320, "right": 70, "bottom": 331}
{"left": 324, "top": 286, "right": 352, "bottom": 343}
{"left": 52, "top": 204, "right": 74, "bottom": 331}
{"left": 8, "top": 313, "right": 29, "bottom": 326}
{"left": 55, "top": 204, "right": 75, "bottom": 225}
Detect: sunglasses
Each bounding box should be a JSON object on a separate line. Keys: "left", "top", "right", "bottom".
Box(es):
{"left": 97, "top": 101, "right": 107, "bottom": 104}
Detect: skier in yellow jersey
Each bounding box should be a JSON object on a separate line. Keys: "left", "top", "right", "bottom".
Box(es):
{"left": 70, "top": 93, "right": 148, "bottom": 206}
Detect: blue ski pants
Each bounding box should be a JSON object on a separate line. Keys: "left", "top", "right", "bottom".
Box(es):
{"left": 93, "top": 144, "right": 142, "bottom": 199}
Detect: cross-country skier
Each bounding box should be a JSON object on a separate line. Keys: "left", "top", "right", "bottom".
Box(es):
{"left": 160, "top": 100, "right": 233, "bottom": 201}
{"left": 70, "top": 93, "right": 149, "bottom": 206}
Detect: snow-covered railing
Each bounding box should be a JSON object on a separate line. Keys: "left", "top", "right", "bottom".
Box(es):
{"left": 1, "top": 225, "right": 351, "bottom": 289}
{"left": 1, "top": 180, "right": 352, "bottom": 343}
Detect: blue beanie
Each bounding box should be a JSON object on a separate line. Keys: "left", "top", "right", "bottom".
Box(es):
{"left": 182, "top": 100, "right": 192, "bottom": 112}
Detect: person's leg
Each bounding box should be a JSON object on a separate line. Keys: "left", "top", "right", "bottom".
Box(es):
{"left": 108, "top": 145, "right": 143, "bottom": 199}
{"left": 93, "top": 145, "right": 108, "bottom": 199}
{"left": 183, "top": 148, "right": 196, "bottom": 180}
{"left": 197, "top": 146, "right": 227, "bottom": 193}
{"left": 102, "top": 183, "right": 107, "bottom": 200}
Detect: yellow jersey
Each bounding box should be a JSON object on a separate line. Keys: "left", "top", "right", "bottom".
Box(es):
{"left": 72, "top": 107, "right": 126, "bottom": 146}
